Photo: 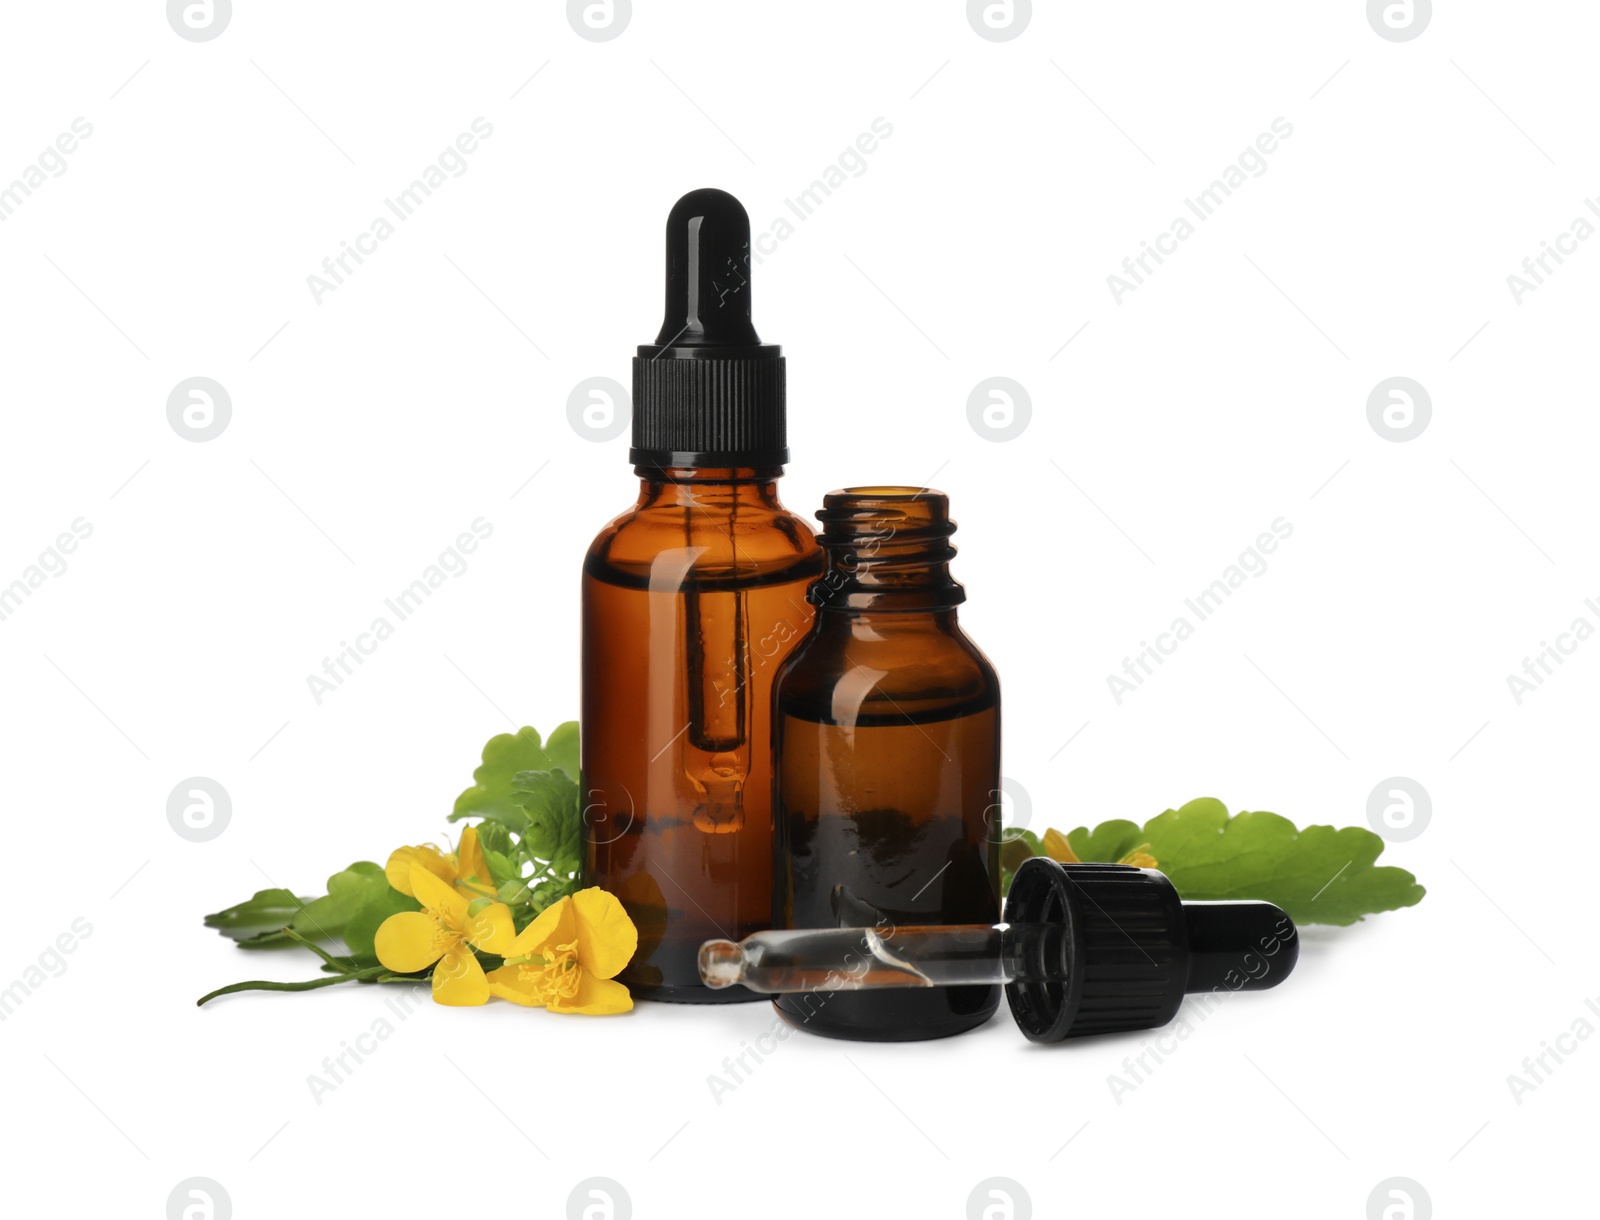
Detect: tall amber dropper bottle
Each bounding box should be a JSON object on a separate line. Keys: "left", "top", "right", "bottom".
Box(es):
{"left": 581, "top": 189, "right": 823, "bottom": 1002}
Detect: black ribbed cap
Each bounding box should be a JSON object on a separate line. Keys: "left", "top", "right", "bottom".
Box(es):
{"left": 630, "top": 188, "right": 787, "bottom": 468}
{"left": 1002, "top": 860, "right": 1297, "bottom": 1043}
{"left": 1005, "top": 861, "right": 1187, "bottom": 1042}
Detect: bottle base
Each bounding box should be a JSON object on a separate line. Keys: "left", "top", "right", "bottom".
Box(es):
{"left": 631, "top": 981, "right": 771, "bottom": 1005}
{"left": 772, "top": 990, "right": 1000, "bottom": 1041}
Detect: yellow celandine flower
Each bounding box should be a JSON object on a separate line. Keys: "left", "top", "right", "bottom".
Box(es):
{"left": 385, "top": 826, "right": 496, "bottom": 900}
{"left": 1042, "top": 828, "right": 1158, "bottom": 870}
{"left": 374, "top": 863, "right": 516, "bottom": 1006}
{"left": 486, "top": 888, "right": 637, "bottom": 1015}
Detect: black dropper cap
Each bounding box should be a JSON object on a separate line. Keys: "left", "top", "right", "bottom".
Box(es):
{"left": 1002, "top": 860, "right": 1298, "bottom": 1043}
{"left": 631, "top": 188, "right": 787, "bottom": 469}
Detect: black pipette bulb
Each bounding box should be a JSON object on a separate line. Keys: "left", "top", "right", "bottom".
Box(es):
{"left": 655, "top": 188, "right": 761, "bottom": 347}
{"left": 632, "top": 188, "right": 786, "bottom": 467}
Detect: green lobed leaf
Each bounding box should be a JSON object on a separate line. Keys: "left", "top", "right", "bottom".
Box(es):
{"left": 447, "top": 725, "right": 587, "bottom": 922}
{"left": 209, "top": 864, "right": 419, "bottom": 954}
{"left": 1140, "top": 799, "right": 1423, "bottom": 926}
{"left": 1002, "top": 799, "right": 1425, "bottom": 925}
{"left": 475, "top": 820, "right": 514, "bottom": 857}
{"left": 293, "top": 862, "right": 419, "bottom": 951}
{"left": 511, "top": 768, "right": 582, "bottom": 862}
{"left": 543, "top": 720, "right": 580, "bottom": 782}
{"left": 481, "top": 846, "right": 521, "bottom": 888}
{"left": 1064, "top": 819, "right": 1145, "bottom": 863}
{"left": 449, "top": 726, "right": 564, "bottom": 834}
{"left": 204, "top": 889, "right": 312, "bottom": 944}
{"left": 337, "top": 889, "right": 419, "bottom": 960}
{"left": 472, "top": 821, "right": 524, "bottom": 889}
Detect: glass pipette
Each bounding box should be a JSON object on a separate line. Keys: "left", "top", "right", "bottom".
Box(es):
{"left": 699, "top": 860, "right": 1300, "bottom": 1041}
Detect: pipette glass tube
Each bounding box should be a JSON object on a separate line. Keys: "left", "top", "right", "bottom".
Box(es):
{"left": 700, "top": 923, "right": 1041, "bottom": 992}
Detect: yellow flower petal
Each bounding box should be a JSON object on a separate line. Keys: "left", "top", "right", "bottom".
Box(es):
{"left": 409, "top": 862, "right": 469, "bottom": 926}
{"left": 549, "top": 971, "right": 632, "bottom": 1015}
{"left": 1119, "top": 844, "right": 1159, "bottom": 869}
{"left": 385, "top": 845, "right": 454, "bottom": 897}
{"left": 465, "top": 902, "right": 515, "bottom": 955}
{"left": 431, "top": 943, "right": 490, "bottom": 1006}
{"left": 507, "top": 895, "right": 575, "bottom": 957}
{"left": 570, "top": 887, "right": 638, "bottom": 980}
{"left": 374, "top": 910, "right": 448, "bottom": 973}
{"left": 453, "top": 826, "right": 496, "bottom": 897}
{"left": 485, "top": 964, "right": 546, "bottom": 1008}
{"left": 1041, "top": 828, "right": 1080, "bottom": 864}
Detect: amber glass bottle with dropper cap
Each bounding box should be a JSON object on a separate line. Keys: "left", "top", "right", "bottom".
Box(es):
{"left": 771, "top": 488, "right": 1001, "bottom": 1039}
{"left": 582, "top": 189, "right": 822, "bottom": 1002}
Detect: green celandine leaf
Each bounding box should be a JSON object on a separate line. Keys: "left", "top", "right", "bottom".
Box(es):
{"left": 471, "top": 820, "right": 523, "bottom": 888}
{"left": 475, "top": 819, "right": 514, "bottom": 855}
{"left": 1006, "top": 798, "right": 1425, "bottom": 926}
{"left": 205, "top": 863, "right": 418, "bottom": 955}
{"left": 481, "top": 846, "right": 521, "bottom": 887}
{"left": 999, "top": 829, "right": 1040, "bottom": 895}
{"left": 543, "top": 721, "right": 580, "bottom": 782}
{"left": 512, "top": 765, "right": 583, "bottom": 915}
{"left": 296, "top": 863, "right": 413, "bottom": 938}
{"left": 324, "top": 865, "right": 420, "bottom": 959}
{"left": 450, "top": 725, "right": 577, "bottom": 834}
{"left": 1139, "top": 798, "right": 1423, "bottom": 926}
{"left": 448, "top": 724, "right": 585, "bottom": 919}
{"left": 203, "top": 889, "right": 311, "bottom": 944}
{"left": 512, "top": 768, "right": 582, "bottom": 862}
{"left": 1064, "top": 819, "right": 1145, "bottom": 863}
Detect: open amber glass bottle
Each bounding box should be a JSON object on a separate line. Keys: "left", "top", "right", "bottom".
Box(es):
{"left": 771, "top": 488, "right": 1001, "bottom": 1040}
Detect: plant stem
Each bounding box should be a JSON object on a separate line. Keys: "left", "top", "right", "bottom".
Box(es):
{"left": 196, "top": 965, "right": 387, "bottom": 1006}
{"left": 283, "top": 926, "right": 349, "bottom": 969}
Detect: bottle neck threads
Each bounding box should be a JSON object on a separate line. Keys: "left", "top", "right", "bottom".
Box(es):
{"left": 810, "top": 487, "right": 965, "bottom": 612}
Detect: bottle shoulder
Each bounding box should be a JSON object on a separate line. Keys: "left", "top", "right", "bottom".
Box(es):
{"left": 585, "top": 497, "right": 822, "bottom": 588}
{"left": 776, "top": 614, "right": 999, "bottom": 723}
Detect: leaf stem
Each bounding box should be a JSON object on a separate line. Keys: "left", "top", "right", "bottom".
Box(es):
{"left": 196, "top": 965, "right": 387, "bottom": 1006}
{"left": 283, "top": 926, "right": 350, "bottom": 970}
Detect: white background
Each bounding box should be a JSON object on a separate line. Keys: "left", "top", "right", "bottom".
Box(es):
{"left": 2, "top": 2, "right": 1594, "bottom": 1217}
